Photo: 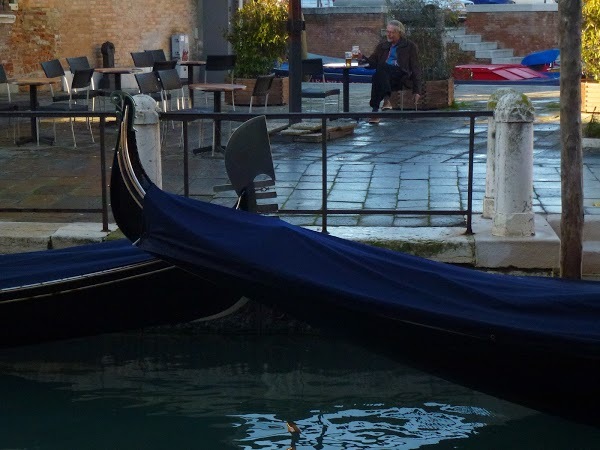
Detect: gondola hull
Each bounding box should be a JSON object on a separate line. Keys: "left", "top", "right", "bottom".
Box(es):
{"left": 0, "top": 240, "right": 246, "bottom": 348}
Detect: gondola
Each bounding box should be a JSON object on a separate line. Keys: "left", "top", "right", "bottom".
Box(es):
{"left": 111, "top": 93, "right": 600, "bottom": 427}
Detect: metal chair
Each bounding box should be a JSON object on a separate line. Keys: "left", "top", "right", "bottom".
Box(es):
{"left": 66, "top": 56, "right": 110, "bottom": 105}
{"left": 157, "top": 69, "right": 188, "bottom": 110}
{"left": 0, "top": 64, "right": 22, "bottom": 142}
{"left": 37, "top": 68, "right": 95, "bottom": 147}
{"left": 145, "top": 49, "right": 168, "bottom": 63}
{"left": 134, "top": 71, "right": 165, "bottom": 108}
{"left": 152, "top": 60, "right": 177, "bottom": 74}
{"left": 301, "top": 58, "right": 340, "bottom": 113}
{"left": 157, "top": 68, "right": 193, "bottom": 147}
{"left": 248, "top": 74, "right": 275, "bottom": 113}
{"left": 202, "top": 54, "right": 237, "bottom": 109}
{"left": 131, "top": 51, "right": 154, "bottom": 68}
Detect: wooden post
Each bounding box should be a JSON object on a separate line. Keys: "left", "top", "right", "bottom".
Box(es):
{"left": 559, "top": 0, "right": 583, "bottom": 278}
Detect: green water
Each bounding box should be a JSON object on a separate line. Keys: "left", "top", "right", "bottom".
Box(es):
{"left": 0, "top": 333, "right": 598, "bottom": 449}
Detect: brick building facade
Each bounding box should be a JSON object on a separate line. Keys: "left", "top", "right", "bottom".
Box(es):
{"left": 0, "top": 0, "right": 199, "bottom": 77}
{"left": 0, "top": 2, "right": 558, "bottom": 80}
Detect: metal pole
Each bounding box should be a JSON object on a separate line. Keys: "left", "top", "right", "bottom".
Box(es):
{"left": 288, "top": 0, "right": 303, "bottom": 116}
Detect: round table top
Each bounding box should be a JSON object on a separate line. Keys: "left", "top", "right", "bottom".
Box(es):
{"left": 13, "top": 77, "right": 61, "bottom": 86}
{"left": 323, "top": 62, "right": 367, "bottom": 69}
{"left": 188, "top": 83, "right": 246, "bottom": 92}
{"left": 179, "top": 60, "right": 206, "bottom": 66}
{"left": 95, "top": 67, "right": 142, "bottom": 74}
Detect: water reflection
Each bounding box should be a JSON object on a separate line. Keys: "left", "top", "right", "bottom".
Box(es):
{"left": 0, "top": 333, "right": 598, "bottom": 449}
{"left": 235, "top": 404, "right": 489, "bottom": 449}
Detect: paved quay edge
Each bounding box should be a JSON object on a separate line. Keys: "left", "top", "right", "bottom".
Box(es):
{"left": 4, "top": 215, "right": 600, "bottom": 276}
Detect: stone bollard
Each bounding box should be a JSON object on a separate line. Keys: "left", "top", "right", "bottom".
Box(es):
{"left": 132, "top": 94, "right": 162, "bottom": 188}
{"left": 492, "top": 92, "right": 535, "bottom": 236}
{"left": 483, "top": 88, "right": 517, "bottom": 219}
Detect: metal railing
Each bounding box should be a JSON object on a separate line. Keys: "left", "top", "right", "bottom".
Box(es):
{"left": 0, "top": 110, "right": 116, "bottom": 231}
{"left": 0, "top": 109, "right": 493, "bottom": 234}
{"left": 161, "top": 109, "right": 493, "bottom": 234}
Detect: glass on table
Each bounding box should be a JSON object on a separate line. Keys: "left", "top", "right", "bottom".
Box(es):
{"left": 345, "top": 51, "right": 352, "bottom": 68}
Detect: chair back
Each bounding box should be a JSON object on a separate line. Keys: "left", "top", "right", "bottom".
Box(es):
{"left": 157, "top": 69, "right": 183, "bottom": 91}
{"left": 249, "top": 74, "right": 275, "bottom": 112}
{"left": 66, "top": 56, "right": 92, "bottom": 72}
{"left": 302, "top": 58, "right": 325, "bottom": 81}
{"left": 0, "top": 64, "right": 8, "bottom": 84}
{"left": 146, "top": 49, "right": 167, "bottom": 62}
{"left": 157, "top": 69, "right": 186, "bottom": 110}
{"left": 0, "top": 64, "right": 11, "bottom": 103}
{"left": 131, "top": 51, "right": 154, "bottom": 68}
{"left": 205, "top": 55, "right": 236, "bottom": 84}
{"left": 206, "top": 55, "right": 237, "bottom": 72}
{"left": 252, "top": 74, "right": 275, "bottom": 97}
{"left": 71, "top": 68, "right": 95, "bottom": 90}
{"left": 152, "top": 60, "right": 177, "bottom": 73}
{"left": 41, "top": 59, "right": 66, "bottom": 78}
{"left": 135, "top": 72, "right": 162, "bottom": 95}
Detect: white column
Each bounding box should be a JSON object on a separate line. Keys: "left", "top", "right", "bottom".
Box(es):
{"left": 492, "top": 92, "right": 535, "bottom": 237}
{"left": 132, "top": 94, "right": 162, "bottom": 188}
{"left": 483, "top": 88, "right": 517, "bottom": 219}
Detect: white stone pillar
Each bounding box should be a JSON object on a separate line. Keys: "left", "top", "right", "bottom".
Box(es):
{"left": 132, "top": 94, "right": 162, "bottom": 188}
{"left": 483, "top": 88, "right": 517, "bottom": 219}
{"left": 492, "top": 92, "right": 535, "bottom": 236}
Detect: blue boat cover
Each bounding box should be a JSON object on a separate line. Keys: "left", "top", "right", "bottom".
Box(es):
{"left": 137, "top": 185, "right": 600, "bottom": 350}
{"left": 0, "top": 240, "right": 150, "bottom": 290}
{"left": 521, "top": 49, "right": 560, "bottom": 67}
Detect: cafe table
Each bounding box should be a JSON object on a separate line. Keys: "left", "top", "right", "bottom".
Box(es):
{"left": 178, "top": 60, "right": 206, "bottom": 85}
{"left": 94, "top": 67, "right": 143, "bottom": 91}
{"left": 323, "top": 62, "right": 368, "bottom": 113}
{"left": 13, "top": 77, "right": 62, "bottom": 145}
{"left": 188, "top": 82, "right": 246, "bottom": 156}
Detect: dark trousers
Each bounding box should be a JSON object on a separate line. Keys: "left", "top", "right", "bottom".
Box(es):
{"left": 369, "top": 63, "right": 409, "bottom": 110}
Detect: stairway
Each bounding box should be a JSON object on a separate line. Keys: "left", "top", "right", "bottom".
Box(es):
{"left": 444, "top": 27, "right": 523, "bottom": 64}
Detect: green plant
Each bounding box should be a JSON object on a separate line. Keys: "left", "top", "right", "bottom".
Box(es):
{"left": 584, "top": 110, "right": 600, "bottom": 138}
{"left": 583, "top": 0, "right": 600, "bottom": 80}
{"left": 225, "top": 0, "right": 289, "bottom": 78}
{"left": 386, "top": 0, "right": 468, "bottom": 81}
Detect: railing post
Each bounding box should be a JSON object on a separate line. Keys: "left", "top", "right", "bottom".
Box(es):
{"left": 492, "top": 92, "right": 535, "bottom": 237}
{"left": 132, "top": 94, "right": 162, "bottom": 187}
{"left": 483, "top": 88, "right": 517, "bottom": 219}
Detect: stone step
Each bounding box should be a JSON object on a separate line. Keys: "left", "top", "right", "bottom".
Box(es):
{"left": 447, "top": 34, "right": 482, "bottom": 46}
{"left": 462, "top": 41, "right": 498, "bottom": 52}
{"left": 475, "top": 48, "right": 514, "bottom": 60}
{"left": 493, "top": 56, "right": 524, "bottom": 64}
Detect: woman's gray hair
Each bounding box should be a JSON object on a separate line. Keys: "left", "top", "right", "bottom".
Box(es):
{"left": 388, "top": 19, "right": 406, "bottom": 37}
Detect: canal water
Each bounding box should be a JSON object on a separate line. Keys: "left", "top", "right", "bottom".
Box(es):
{"left": 0, "top": 333, "right": 598, "bottom": 449}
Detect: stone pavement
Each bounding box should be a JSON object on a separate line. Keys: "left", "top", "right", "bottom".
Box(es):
{"left": 2, "top": 81, "right": 600, "bottom": 274}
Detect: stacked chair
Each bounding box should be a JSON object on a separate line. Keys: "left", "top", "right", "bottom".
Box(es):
{"left": 37, "top": 63, "right": 96, "bottom": 148}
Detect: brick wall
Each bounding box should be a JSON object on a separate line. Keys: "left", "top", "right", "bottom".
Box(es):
{"left": 303, "top": 10, "right": 386, "bottom": 58}
{"left": 0, "top": 0, "right": 198, "bottom": 78}
{"left": 465, "top": 5, "right": 559, "bottom": 56}
{"left": 303, "top": 5, "right": 558, "bottom": 59}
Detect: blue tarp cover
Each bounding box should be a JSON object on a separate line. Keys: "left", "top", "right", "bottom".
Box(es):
{"left": 0, "top": 240, "right": 150, "bottom": 290}
{"left": 521, "top": 49, "right": 560, "bottom": 67}
{"left": 137, "top": 185, "right": 600, "bottom": 349}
